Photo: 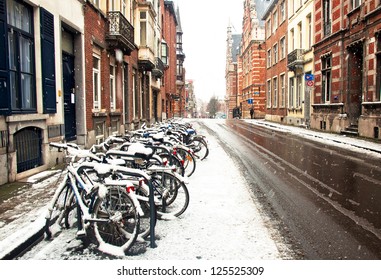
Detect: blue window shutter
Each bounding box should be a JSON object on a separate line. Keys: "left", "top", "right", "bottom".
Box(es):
{"left": 41, "top": 8, "right": 56, "bottom": 114}
{"left": 0, "top": 0, "right": 10, "bottom": 115}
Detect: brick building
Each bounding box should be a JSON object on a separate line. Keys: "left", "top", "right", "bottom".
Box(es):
{"left": 162, "top": 0, "right": 178, "bottom": 119}
{"left": 312, "top": 0, "right": 381, "bottom": 139}
{"left": 239, "top": 0, "right": 268, "bottom": 119}
{"left": 263, "top": 0, "right": 288, "bottom": 123}
{"left": 225, "top": 25, "right": 241, "bottom": 119}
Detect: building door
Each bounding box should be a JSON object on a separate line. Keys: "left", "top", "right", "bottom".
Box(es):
{"left": 347, "top": 46, "right": 363, "bottom": 125}
{"left": 63, "top": 52, "right": 76, "bottom": 141}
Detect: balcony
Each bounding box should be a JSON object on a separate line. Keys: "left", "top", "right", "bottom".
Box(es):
{"left": 138, "top": 47, "right": 155, "bottom": 71}
{"left": 287, "top": 49, "right": 304, "bottom": 72}
{"left": 152, "top": 57, "right": 165, "bottom": 79}
{"left": 106, "top": 12, "right": 136, "bottom": 55}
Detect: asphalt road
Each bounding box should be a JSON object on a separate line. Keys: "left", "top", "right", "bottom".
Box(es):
{"left": 201, "top": 119, "right": 381, "bottom": 260}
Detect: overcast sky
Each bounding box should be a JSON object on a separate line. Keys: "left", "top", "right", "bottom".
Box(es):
{"left": 174, "top": 0, "right": 243, "bottom": 102}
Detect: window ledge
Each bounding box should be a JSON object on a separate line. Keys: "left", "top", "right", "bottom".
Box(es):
{"left": 312, "top": 103, "right": 344, "bottom": 107}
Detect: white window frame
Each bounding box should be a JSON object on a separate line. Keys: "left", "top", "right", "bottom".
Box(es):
{"left": 280, "top": 36, "right": 286, "bottom": 59}
{"left": 280, "top": 73, "right": 286, "bottom": 108}
{"left": 267, "top": 49, "right": 272, "bottom": 68}
{"left": 273, "top": 10, "right": 278, "bottom": 33}
{"left": 95, "top": 121, "right": 105, "bottom": 144}
{"left": 273, "top": 43, "right": 278, "bottom": 64}
{"left": 110, "top": 62, "right": 116, "bottom": 110}
{"left": 307, "top": 14, "right": 312, "bottom": 49}
{"left": 93, "top": 55, "right": 101, "bottom": 110}
{"left": 267, "top": 79, "right": 272, "bottom": 108}
{"left": 273, "top": 76, "right": 278, "bottom": 108}
{"left": 280, "top": 1, "right": 285, "bottom": 23}
{"left": 322, "top": 55, "right": 332, "bottom": 103}
{"left": 352, "top": 0, "right": 361, "bottom": 10}
{"left": 289, "top": 77, "right": 295, "bottom": 108}
{"left": 296, "top": 75, "right": 302, "bottom": 108}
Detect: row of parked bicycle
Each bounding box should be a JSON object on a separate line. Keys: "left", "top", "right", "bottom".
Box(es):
{"left": 44, "top": 119, "right": 209, "bottom": 257}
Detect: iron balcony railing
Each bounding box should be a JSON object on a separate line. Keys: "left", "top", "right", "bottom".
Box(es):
{"left": 106, "top": 11, "right": 135, "bottom": 54}
{"left": 152, "top": 57, "right": 165, "bottom": 78}
{"left": 287, "top": 49, "right": 304, "bottom": 70}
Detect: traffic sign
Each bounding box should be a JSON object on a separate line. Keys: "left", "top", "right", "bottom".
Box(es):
{"left": 305, "top": 74, "right": 314, "bottom": 81}
{"left": 306, "top": 80, "right": 314, "bottom": 87}
{"left": 248, "top": 98, "right": 253, "bottom": 104}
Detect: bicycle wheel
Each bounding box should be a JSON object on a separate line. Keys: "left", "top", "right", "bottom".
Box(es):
{"left": 158, "top": 153, "right": 185, "bottom": 176}
{"left": 45, "top": 176, "right": 72, "bottom": 239}
{"left": 176, "top": 147, "right": 196, "bottom": 177}
{"left": 150, "top": 171, "right": 189, "bottom": 217}
{"left": 191, "top": 138, "right": 209, "bottom": 160}
{"left": 92, "top": 186, "right": 140, "bottom": 255}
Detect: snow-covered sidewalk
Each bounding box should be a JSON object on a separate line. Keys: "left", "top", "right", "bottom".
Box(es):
{"left": 125, "top": 121, "right": 288, "bottom": 260}
{"left": 0, "top": 120, "right": 288, "bottom": 260}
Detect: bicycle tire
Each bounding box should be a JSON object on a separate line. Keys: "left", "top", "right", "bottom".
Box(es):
{"left": 176, "top": 147, "right": 196, "bottom": 177}
{"left": 191, "top": 138, "right": 209, "bottom": 160}
{"left": 92, "top": 186, "right": 140, "bottom": 255}
{"left": 45, "top": 177, "right": 72, "bottom": 239}
{"left": 150, "top": 171, "right": 189, "bottom": 217}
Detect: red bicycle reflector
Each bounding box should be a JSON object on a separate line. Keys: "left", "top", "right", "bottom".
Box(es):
{"left": 126, "top": 186, "right": 135, "bottom": 193}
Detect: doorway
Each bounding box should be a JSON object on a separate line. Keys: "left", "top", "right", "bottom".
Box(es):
{"left": 347, "top": 44, "right": 363, "bottom": 125}
{"left": 63, "top": 52, "right": 76, "bottom": 141}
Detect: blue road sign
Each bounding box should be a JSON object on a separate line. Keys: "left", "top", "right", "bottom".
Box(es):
{"left": 305, "top": 74, "right": 314, "bottom": 81}
{"left": 248, "top": 98, "right": 253, "bottom": 104}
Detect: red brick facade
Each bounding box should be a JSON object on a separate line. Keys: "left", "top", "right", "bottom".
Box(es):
{"left": 312, "top": 0, "right": 381, "bottom": 139}
{"left": 263, "top": 0, "right": 288, "bottom": 122}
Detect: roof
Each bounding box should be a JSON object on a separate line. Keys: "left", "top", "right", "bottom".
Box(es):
{"left": 261, "top": 0, "right": 278, "bottom": 20}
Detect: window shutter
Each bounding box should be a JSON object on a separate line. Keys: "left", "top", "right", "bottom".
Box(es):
{"left": 41, "top": 8, "right": 56, "bottom": 114}
{"left": 0, "top": 0, "right": 10, "bottom": 115}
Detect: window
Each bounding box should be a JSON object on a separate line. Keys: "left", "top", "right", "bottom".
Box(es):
{"left": 377, "top": 36, "right": 381, "bottom": 101}
{"left": 140, "top": 11, "right": 147, "bottom": 46}
{"left": 298, "top": 22, "right": 302, "bottom": 49}
{"left": 266, "top": 18, "right": 271, "bottom": 38}
{"left": 267, "top": 80, "right": 271, "bottom": 108}
{"left": 280, "top": 37, "right": 286, "bottom": 59}
{"left": 273, "top": 10, "right": 278, "bottom": 33}
{"left": 161, "top": 41, "right": 168, "bottom": 65}
{"left": 93, "top": 55, "right": 101, "bottom": 109}
{"left": 95, "top": 121, "right": 105, "bottom": 144}
{"left": 290, "top": 28, "right": 295, "bottom": 51}
{"left": 323, "top": 0, "right": 331, "bottom": 36}
{"left": 307, "top": 14, "right": 312, "bottom": 49}
{"left": 280, "top": 1, "right": 285, "bottom": 22}
{"left": 122, "top": 0, "right": 126, "bottom": 16}
{"left": 7, "top": 0, "right": 36, "bottom": 111}
{"left": 280, "top": 74, "right": 286, "bottom": 107}
{"left": 296, "top": 75, "right": 302, "bottom": 108}
{"left": 273, "top": 43, "right": 278, "bottom": 64}
{"left": 352, "top": 0, "right": 361, "bottom": 9}
{"left": 273, "top": 77, "right": 278, "bottom": 108}
{"left": 110, "top": 63, "right": 116, "bottom": 110}
{"left": 133, "top": 69, "right": 138, "bottom": 118}
{"left": 321, "top": 55, "right": 332, "bottom": 103}
{"left": 289, "top": 77, "right": 295, "bottom": 108}
{"left": 267, "top": 49, "right": 271, "bottom": 68}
